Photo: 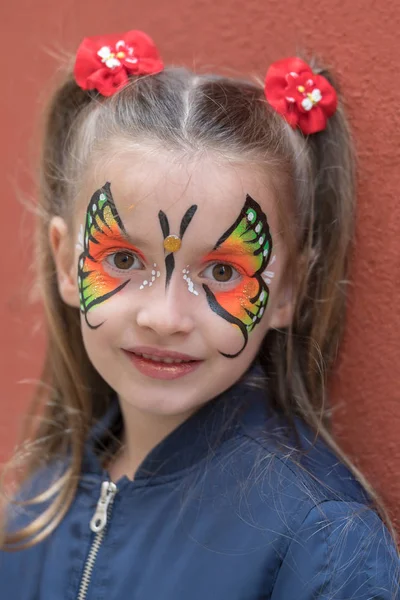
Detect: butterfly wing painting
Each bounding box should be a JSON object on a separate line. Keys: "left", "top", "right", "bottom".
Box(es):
{"left": 78, "top": 182, "right": 131, "bottom": 329}
{"left": 203, "top": 194, "right": 273, "bottom": 358}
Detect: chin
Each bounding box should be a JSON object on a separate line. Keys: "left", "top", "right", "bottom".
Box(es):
{"left": 121, "top": 386, "right": 207, "bottom": 418}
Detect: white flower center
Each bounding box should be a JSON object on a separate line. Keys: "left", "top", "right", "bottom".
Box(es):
{"left": 301, "top": 88, "right": 322, "bottom": 111}
{"left": 97, "top": 40, "right": 139, "bottom": 70}
{"left": 97, "top": 46, "right": 121, "bottom": 69}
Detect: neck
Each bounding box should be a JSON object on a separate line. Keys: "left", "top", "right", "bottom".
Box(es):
{"left": 108, "top": 398, "right": 197, "bottom": 481}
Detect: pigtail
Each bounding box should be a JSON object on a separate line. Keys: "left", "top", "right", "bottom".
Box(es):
{"left": 260, "top": 65, "right": 356, "bottom": 429}
{"left": 2, "top": 75, "right": 113, "bottom": 549}
{"left": 287, "top": 67, "right": 398, "bottom": 540}
{"left": 260, "top": 64, "right": 398, "bottom": 542}
{"left": 40, "top": 76, "right": 93, "bottom": 213}
{"left": 295, "top": 67, "right": 356, "bottom": 416}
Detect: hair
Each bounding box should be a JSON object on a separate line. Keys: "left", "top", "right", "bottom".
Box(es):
{"left": 1, "top": 60, "right": 397, "bottom": 549}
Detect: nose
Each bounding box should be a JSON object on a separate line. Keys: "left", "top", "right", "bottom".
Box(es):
{"left": 136, "top": 285, "right": 195, "bottom": 338}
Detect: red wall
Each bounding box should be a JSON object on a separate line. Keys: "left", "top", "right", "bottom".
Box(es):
{"left": 1, "top": 1, "right": 400, "bottom": 524}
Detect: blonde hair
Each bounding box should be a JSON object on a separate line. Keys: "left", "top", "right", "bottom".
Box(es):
{"left": 2, "top": 63, "right": 397, "bottom": 549}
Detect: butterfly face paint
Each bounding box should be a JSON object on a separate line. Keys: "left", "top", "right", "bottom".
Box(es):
{"left": 78, "top": 182, "right": 145, "bottom": 329}
{"left": 202, "top": 194, "right": 273, "bottom": 358}
{"left": 158, "top": 205, "right": 198, "bottom": 288}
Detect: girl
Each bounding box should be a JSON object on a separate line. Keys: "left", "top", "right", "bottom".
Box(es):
{"left": 1, "top": 29, "right": 399, "bottom": 599}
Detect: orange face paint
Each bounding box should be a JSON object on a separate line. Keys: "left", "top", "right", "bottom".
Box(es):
{"left": 78, "top": 182, "right": 144, "bottom": 329}
{"left": 202, "top": 194, "right": 273, "bottom": 358}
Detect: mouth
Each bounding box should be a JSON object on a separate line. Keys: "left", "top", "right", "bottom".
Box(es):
{"left": 123, "top": 347, "right": 203, "bottom": 380}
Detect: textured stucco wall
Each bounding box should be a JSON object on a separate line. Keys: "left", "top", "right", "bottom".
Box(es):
{"left": 1, "top": 1, "right": 399, "bottom": 523}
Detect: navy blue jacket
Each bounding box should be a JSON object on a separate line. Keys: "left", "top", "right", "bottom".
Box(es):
{"left": 1, "top": 375, "right": 399, "bottom": 599}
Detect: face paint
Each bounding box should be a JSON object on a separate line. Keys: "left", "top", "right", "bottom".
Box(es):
{"left": 158, "top": 205, "right": 198, "bottom": 288}
{"left": 262, "top": 255, "right": 276, "bottom": 284}
{"left": 202, "top": 194, "right": 273, "bottom": 358}
{"left": 78, "top": 182, "right": 145, "bottom": 329}
{"left": 139, "top": 263, "right": 161, "bottom": 290}
{"left": 182, "top": 266, "right": 199, "bottom": 296}
{"left": 76, "top": 224, "right": 84, "bottom": 251}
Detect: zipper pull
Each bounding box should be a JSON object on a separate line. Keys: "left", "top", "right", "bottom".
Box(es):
{"left": 90, "top": 481, "right": 117, "bottom": 534}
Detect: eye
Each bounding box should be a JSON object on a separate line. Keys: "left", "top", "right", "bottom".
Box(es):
{"left": 105, "top": 251, "right": 144, "bottom": 271}
{"left": 200, "top": 263, "right": 240, "bottom": 284}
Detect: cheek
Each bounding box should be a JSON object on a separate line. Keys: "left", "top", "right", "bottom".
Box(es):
{"left": 81, "top": 258, "right": 121, "bottom": 299}
{"left": 79, "top": 279, "right": 134, "bottom": 337}
{"left": 79, "top": 292, "right": 135, "bottom": 380}
{"left": 212, "top": 273, "right": 269, "bottom": 334}
{"left": 214, "top": 278, "right": 259, "bottom": 323}
{"left": 78, "top": 251, "right": 131, "bottom": 318}
{"left": 80, "top": 300, "right": 117, "bottom": 339}
{"left": 202, "top": 285, "right": 270, "bottom": 351}
{"left": 80, "top": 313, "right": 109, "bottom": 370}
{"left": 204, "top": 310, "right": 269, "bottom": 373}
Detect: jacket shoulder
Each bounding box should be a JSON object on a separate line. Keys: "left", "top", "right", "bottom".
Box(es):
{"left": 230, "top": 415, "right": 399, "bottom": 597}
{"left": 236, "top": 409, "right": 373, "bottom": 509}
{"left": 271, "top": 499, "right": 400, "bottom": 598}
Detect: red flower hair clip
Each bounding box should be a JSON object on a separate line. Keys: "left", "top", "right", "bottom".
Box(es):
{"left": 74, "top": 30, "right": 163, "bottom": 97}
{"left": 264, "top": 57, "right": 338, "bottom": 135}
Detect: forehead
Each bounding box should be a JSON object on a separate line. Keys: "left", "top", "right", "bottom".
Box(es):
{"left": 78, "top": 149, "right": 281, "bottom": 248}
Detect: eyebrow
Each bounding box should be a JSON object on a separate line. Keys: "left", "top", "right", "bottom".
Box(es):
{"left": 105, "top": 228, "right": 153, "bottom": 251}
{"left": 202, "top": 245, "right": 254, "bottom": 258}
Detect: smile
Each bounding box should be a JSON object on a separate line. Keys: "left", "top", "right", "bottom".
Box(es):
{"left": 123, "top": 347, "right": 203, "bottom": 380}
{"left": 135, "top": 352, "right": 192, "bottom": 364}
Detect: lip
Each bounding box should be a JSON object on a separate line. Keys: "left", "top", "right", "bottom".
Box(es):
{"left": 125, "top": 346, "right": 201, "bottom": 361}
{"left": 123, "top": 346, "right": 203, "bottom": 380}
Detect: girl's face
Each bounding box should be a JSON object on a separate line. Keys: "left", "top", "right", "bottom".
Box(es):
{"left": 54, "top": 148, "right": 293, "bottom": 419}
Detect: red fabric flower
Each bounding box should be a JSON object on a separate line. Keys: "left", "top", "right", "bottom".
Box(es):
{"left": 74, "top": 30, "right": 164, "bottom": 97}
{"left": 264, "top": 57, "right": 338, "bottom": 135}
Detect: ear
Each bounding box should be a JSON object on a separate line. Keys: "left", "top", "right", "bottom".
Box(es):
{"left": 49, "top": 217, "right": 80, "bottom": 308}
{"left": 269, "top": 284, "right": 296, "bottom": 330}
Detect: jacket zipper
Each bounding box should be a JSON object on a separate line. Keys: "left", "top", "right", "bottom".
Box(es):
{"left": 77, "top": 480, "right": 117, "bottom": 600}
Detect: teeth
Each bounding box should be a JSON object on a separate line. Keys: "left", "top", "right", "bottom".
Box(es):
{"left": 139, "top": 353, "right": 188, "bottom": 364}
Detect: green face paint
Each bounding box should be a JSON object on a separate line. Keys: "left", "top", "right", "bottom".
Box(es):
{"left": 78, "top": 182, "right": 145, "bottom": 329}
{"left": 202, "top": 194, "right": 273, "bottom": 358}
